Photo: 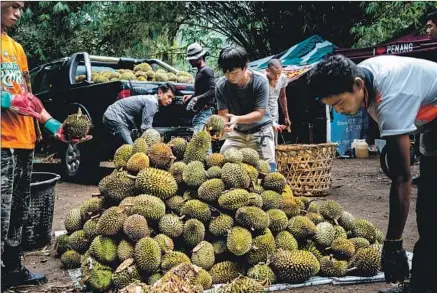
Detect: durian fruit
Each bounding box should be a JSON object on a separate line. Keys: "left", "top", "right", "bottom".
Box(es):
{"left": 135, "top": 71, "right": 147, "bottom": 78}
{"left": 248, "top": 193, "right": 263, "bottom": 208}
{"left": 280, "top": 195, "right": 301, "bottom": 217}
{"left": 79, "top": 197, "right": 103, "bottom": 222}
{"left": 206, "top": 166, "right": 222, "bottom": 179}
{"left": 240, "top": 163, "right": 259, "bottom": 183}
{"left": 183, "top": 131, "right": 211, "bottom": 163}
{"left": 75, "top": 75, "right": 86, "bottom": 83}
{"left": 154, "top": 71, "right": 169, "bottom": 82}
{"left": 62, "top": 109, "right": 91, "bottom": 140}
{"left": 147, "top": 142, "right": 175, "bottom": 170}
{"left": 374, "top": 227, "right": 384, "bottom": 243}
{"left": 319, "top": 256, "right": 348, "bottom": 277}
{"left": 270, "top": 249, "right": 320, "bottom": 283}
{"left": 226, "top": 226, "right": 252, "bottom": 256}
{"left": 85, "top": 267, "right": 113, "bottom": 293}
{"left": 159, "top": 214, "right": 184, "bottom": 238}
{"left": 224, "top": 148, "right": 243, "bottom": 163}
{"left": 93, "top": 75, "right": 109, "bottom": 84}
{"left": 134, "top": 63, "right": 152, "bottom": 72}
{"left": 300, "top": 239, "right": 323, "bottom": 261}
{"left": 117, "top": 239, "right": 135, "bottom": 262}
{"left": 169, "top": 161, "right": 186, "bottom": 184}
{"left": 126, "top": 153, "right": 149, "bottom": 175}
{"left": 261, "top": 190, "right": 282, "bottom": 210}
{"left": 349, "top": 237, "right": 371, "bottom": 251}
{"left": 307, "top": 201, "right": 319, "bottom": 213}
{"left": 89, "top": 236, "right": 118, "bottom": 264}
{"left": 352, "top": 219, "right": 377, "bottom": 243}
{"left": 55, "top": 234, "right": 70, "bottom": 256}
{"left": 314, "top": 222, "right": 336, "bottom": 247}
{"left": 167, "top": 137, "right": 187, "bottom": 161}
{"left": 123, "top": 214, "right": 149, "bottom": 242}
{"left": 209, "top": 261, "right": 243, "bottom": 285}
{"left": 113, "top": 144, "right": 133, "bottom": 168}
{"left": 206, "top": 153, "right": 225, "bottom": 168}
{"left": 204, "top": 115, "right": 225, "bottom": 139}
{"left": 153, "top": 263, "right": 204, "bottom": 292}
{"left": 65, "top": 208, "right": 82, "bottom": 234}
{"left": 306, "top": 212, "right": 325, "bottom": 225}
{"left": 191, "top": 241, "right": 215, "bottom": 270}
{"left": 146, "top": 70, "right": 155, "bottom": 81}
{"left": 240, "top": 148, "right": 260, "bottom": 167}
{"left": 120, "top": 71, "right": 136, "bottom": 80}
{"left": 99, "top": 170, "right": 136, "bottom": 203}
{"left": 221, "top": 163, "right": 250, "bottom": 189}
{"left": 166, "top": 196, "right": 185, "bottom": 214}
{"left": 257, "top": 160, "right": 271, "bottom": 174}
{"left": 328, "top": 238, "right": 355, "bottom": 260}
{"left": 130, "top": 194, "right": 166, "bottom": 222}
{"left": 267, "top": 209, "right": 288, "bottom": 232}
{"left": 287, "top": 216, "right": 317, "bottom": 241}
{"left": 218, "top": 189, "right": 251, "bottom": 211}
{"left": 154, "top": 234, "right": 175, "bottom": 253}
{"left": 209, "top": 214, "right": 234, "bottom": 237}
{"left": 132, "top": 137, "right": 148, "bottom": 154}
{"left": 334, "top": 225, "right": 348, "bottom": 239}
{"left": 235, "top": 206, "right": 270, "bottom": 231}
{"left": 136, "top": 168, "right": 177, "bottom": 200}
{"left": 219, "top": 276, "right": 265, "bottom": 293}
{"left": 183, "top": 219, "right": 205, "bottom": 248}
{"left": 167, "top": 73, "right": 178, "bottom": 82}
{"left": 61, "top": 250, "right": 81, "bottom": 269}
{"left": 247, "top": 229, "right": 275, "bottom": 265}
{"left": 161, "top": 251, "right": 191, "bottom": 271}
{"left": 141, "top": 129, "right": 161, "bottom": 146}
{"left": 183, "top": 161, "right": 207, "bottom": 187}
{"left": 212, "top": 240, "right": 228, "bottom": 256}
{"left": 262, "top": 172, "right": 286, "bottom": 193}
{"left": 147, "top": 273, "right": 162, "bottom": 285}
{"left": 177, "top": 75, "right": 193, "bottom": 83}
{"left": 319, "top": 200, "right": 344, "bottom": 222}
{"left": 198, "top": 179, "right": 225, "bottom": 202}
{"left": 96, "top": 206, "right": 127, "bottom": 236}
{"left": 180, "top": 199, "right": 211, "bottom": 223}
{"left": 137, "top": 76, "right": 146, "bottom": 81}
{"left": 194, "top": 268, "right": 213, "bottom": 290}
{"left": 348, "top": 245, "right": 381, "bottom": 276}
{"left": 68, "top": 230, "right": 89, "bottom": 253}
{"left": 275, "top": 231, "right": 298, "bottom": 251}
{"left": 134, "top": 237, "right": 162, "bottom": 273}
{"left": 108, "top": 72, "right": 121, "bottom": 80}
{"left": 112, "top": 262, "right": 140, "bottom": 289}
{"left": 247, "top": 263, "right": 277, "bottom": 284}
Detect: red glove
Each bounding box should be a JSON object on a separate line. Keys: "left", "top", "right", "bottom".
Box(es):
{"left": 1, "top": 91, "right": 44, "bottom": 119}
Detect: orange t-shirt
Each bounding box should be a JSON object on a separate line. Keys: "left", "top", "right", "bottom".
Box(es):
{"left": 1, "top": 32, "right": 36, "bottom": 149}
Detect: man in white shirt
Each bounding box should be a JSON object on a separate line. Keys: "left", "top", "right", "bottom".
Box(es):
{"left": 265, "top": 59, "right": 291, "bottom": 144}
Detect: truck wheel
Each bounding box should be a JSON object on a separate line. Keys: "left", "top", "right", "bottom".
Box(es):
{"left": 61, "top": 142, "right": 100, "bottom": 183}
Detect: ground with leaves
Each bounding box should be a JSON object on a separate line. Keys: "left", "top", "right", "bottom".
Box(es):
{"left": 12, "top": 157, "right": 418, "bottom": 293}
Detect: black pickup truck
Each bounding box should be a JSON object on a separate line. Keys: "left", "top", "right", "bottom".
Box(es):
{"left": 30, "top": 52, "right": 195, "bottom": 182}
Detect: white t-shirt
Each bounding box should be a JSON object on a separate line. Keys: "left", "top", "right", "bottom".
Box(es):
{"left": 359, "top": 55, "right": 437, "bottom": 137}
{"left": 265, "top": 73, "right": 288, "bottom": 123}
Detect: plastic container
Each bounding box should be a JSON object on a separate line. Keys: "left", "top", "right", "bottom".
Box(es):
{"left": 352, "top": 139, "right": 369, "bottom": 158}
{"left": 21, "top": 172, "right": 61, "bottom": 250}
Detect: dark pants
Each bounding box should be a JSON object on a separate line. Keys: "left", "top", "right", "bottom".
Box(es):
{"left": 411, "top": 120, "right": 437, "bottom": 292}
{"left": 102, "top": 115, "right": 133, "bottom": 145}
{"left": 1, "top": 148, "right": 34, "bottom": 269}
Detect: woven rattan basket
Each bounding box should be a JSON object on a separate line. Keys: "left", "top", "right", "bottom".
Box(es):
{"left": 275, "top": 143, "right": 338, "bottom": 197}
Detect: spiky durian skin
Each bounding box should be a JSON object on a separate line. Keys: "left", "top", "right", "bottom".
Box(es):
{"left": 168, "top": 137, "right": 188, "bottom": 161}
{"left": 135, "top": 168, "right": 177, "bottom": 200}
{"left": 194, "top": 268, "right": 213, "bottom": 290}
{"left": 99, "top": 170, "right": 136, "bottom": 203}
{"left": 206, "top": 166, "right": 222, "bottom": 179}
{"left": 240, "top": 163, "right": 259, "bottom": 183}
{"left": 261, "top": 190, "right": 282, "bottom": 210}
{"left": 330, "top": 238, "right": 356, "bottom": 260}
{"left": 85, "top": 268, "right": 113, "bottom": 293}
{"left": 129, "top": 194, "right": 166, "bottom": 222}
{"left": 206, "top": 153, "right": 225, "bottom": 168}
{"left": 117, "top": 239, "right": 134, "bottom": 262}
{"left": 126, "top": 153, "right": 149, "bottom": 174}
{"left": 79, "top": 197, "right": 103, "bottom": 222}
{"left": 319, "top": 256, "right": 348, "bottom": 277}
{"left": 306, "top": 212, "right": 325, "bottom": 225}
{"left": 62, "top": 113, "right": 90, "bottom": 140}
{"left": 204, "top": 115, "right": 225, "bottom": 138}
{"left": 65, "top": 208, "right": 82, "bottom": 234}
{"left": 257, "top": 160, "right": 271, "bottom": 174}
{"left": 221, "top": 163, "right": 250, "bottom": 189}
{"left": 275, "top": 231, "right": 298, "bottom": 251}
{"left": 267, "top": 209, "right": 289, "bottom": 232}
{"left": 180, "top": 199, "right": 211, "bottom": 223}
{"left": 219, "top": 276, "right": 265, "bottom": 293}
{"left": 248, "top": 193, "right": 263, "bottom": 208}
{"left": 287, "top": 216, "right": 317, "bottom": 241}
{"left": 55, "top": 234, "right": 70, "bottom": 256}
{"left": 183, "top": 219, "right": 205, "bottom": 248}
{"left": 183, "top": 131, "right": 211, "bottom": 164}
{"left": 209, "top": 261, "right": 243, "bottom": 285}
{"left": 246, "top": 229, "right": 275, "bottom": 265}
{"left": 132, "top": 137, "right": 148, "bottom": 154}
{"left": 111, "top": 265, "right": 140, "bottom": 289}
{"left": 161, "top": 251, "right": 191, "bottom": 271}
{"left": 226, "top": 226, "right": 252, "bottom": 256}
{"left": 247, "top": 263, "right": 277, "bottom": 284}
{"left": 240, "top": 148, "right": 260, "bottom": 167}
{"left": 235, "top": 206, "right": 270, "bottom": 231}
{"left": 88, "top": 236, "right": 117, "bottom": 264}
{"left": 352, "top": 219, "right": 377, "bottom": 243}
{"left": 154, "top": 234, "right": 174, "bottom": 253}
{"left": 169, "top": 161, "right": 186, "bottom": 184}
{"left": 349, "top": 237, "right": 371, "bottom": 251}
{"left": 314, "top": 222, "right": 336, "bottom": 247}
{"left": 134, "top": 237, "right": 162, "bottom": 273}
{"left": 212, "top": 240, "right": 227, "bottom": 256}
{"left": 209, "top": 214, "right": 234, "bottom": 237}
{"left": 183, "top": 161, "right": 207, "bottom": 187}
{"left": 348, "top": 246, "right": 381, "bottom": 276}
{"left": 159, "top": 214, "right": 184, "bottom": 238}
{"left": 113, "top": 144, "right": 133, "bottom": 168}
{"left": 141, "top": 129, "right": 161, "bottom": 146}
{"left": 68, "top": 230, "right": 89, "bottom": 253}
{"left": 319, "top": 200, "right": 344, "bottom": 221}
{"left": 96, "top": 206, "right": 127, "bottom": 236}
{"left": 123, "top": 214, "right": 149, "bottom": 242}
{"left": 262, "top": 172, "right": 286, "bottom": 192}
{"left": 270, "top": 249, "right": 320, "bottom": 283}
{"left": 61, "top": 250, "right": 81, "bottom": 269}
{"left": 120, "top": 71, "right": 136, "bottom": 80}
{"left": 147, "top": 142, "right": 175, "bottom": 170}
{"left": 191, "top": 241, "right": 215, "bottom": 270}
{"left": 198, "top": 179, "right": 225, "bottom": 202}
{"left": 147, "top": 273, "right": 162, "bottom": 285}
{"left": 280, "top": 195, "right": 301, "bottom": 217}
{"left": 334, "top": 225, "right": 348, "bottom": 239}
{"left": 218, "top": 189, "right": 251, "bottom": 211}
{"left": 165, "top": 196, "right": 185, "bottom": 214}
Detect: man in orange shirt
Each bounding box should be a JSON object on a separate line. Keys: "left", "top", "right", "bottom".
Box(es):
{"left": 1, "top": 2, "right": 90, "bottom": 288}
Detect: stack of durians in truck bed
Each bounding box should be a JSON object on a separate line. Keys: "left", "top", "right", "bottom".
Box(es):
{"left": 55, "top": 114, "right": 385, "bottom": 292}
{"left": 75, "top": 62, "right": 193, "bottom": 84}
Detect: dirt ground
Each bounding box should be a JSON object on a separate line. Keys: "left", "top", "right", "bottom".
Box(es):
{"left": 6, "top": 156, "right": 419, "bottom": 293}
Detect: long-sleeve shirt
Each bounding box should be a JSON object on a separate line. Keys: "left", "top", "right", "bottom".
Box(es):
{"left": 193, "top": 66, "right": 216, "bottom": 111}
{"left": 103, "top": 94, "right": 159, "bottom": 131}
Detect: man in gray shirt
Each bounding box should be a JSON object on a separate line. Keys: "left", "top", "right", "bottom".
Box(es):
{"left": 103, "top": 83, "right": 176, "bottom": 144}
{"left": 216, "top": 46, "right": 275, "bottom": 165}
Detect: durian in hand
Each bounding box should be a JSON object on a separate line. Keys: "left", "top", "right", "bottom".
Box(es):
{"left": 62, "top": 108, "right": 91, "bottom": 140}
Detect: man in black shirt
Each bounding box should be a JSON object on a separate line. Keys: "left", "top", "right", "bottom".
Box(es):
{"left": 182, "top": 43, "right": 216, "bottom": 134}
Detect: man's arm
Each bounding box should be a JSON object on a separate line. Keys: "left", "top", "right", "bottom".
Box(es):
{"left": 140, "top": 100, "right": 157, "bottom": 131}
{"left": 194, "top": 68, "right": 216, "bottom": 102}
{"left": 279, "top": 88, "right": 290, "bottom": 124}
{"left": 385, "top": 134, "right": 412, "bottom": 240}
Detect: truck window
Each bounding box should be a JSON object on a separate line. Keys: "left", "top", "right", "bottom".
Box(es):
{"left": 34, "top": 62, "right": 63, "bottom": 93}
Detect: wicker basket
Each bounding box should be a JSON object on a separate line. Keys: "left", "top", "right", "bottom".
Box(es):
{"left": 275, "top": 143, "right": 337, "bottom": 197}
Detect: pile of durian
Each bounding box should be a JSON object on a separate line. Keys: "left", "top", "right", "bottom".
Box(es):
{"left": 75, "top": 62, "right": 193, "bottom": 84}
{"left": 55, "top": 115, "right": 384, "bottom": 292}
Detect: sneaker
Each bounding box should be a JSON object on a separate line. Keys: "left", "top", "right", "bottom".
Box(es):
{"left": 3, "top": 266, "right": 47, "bottom": 288}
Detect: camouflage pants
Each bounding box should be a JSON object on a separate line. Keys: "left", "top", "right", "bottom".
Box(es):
{"left": 1, "top": 148, "right": 34, "bottom": 266}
